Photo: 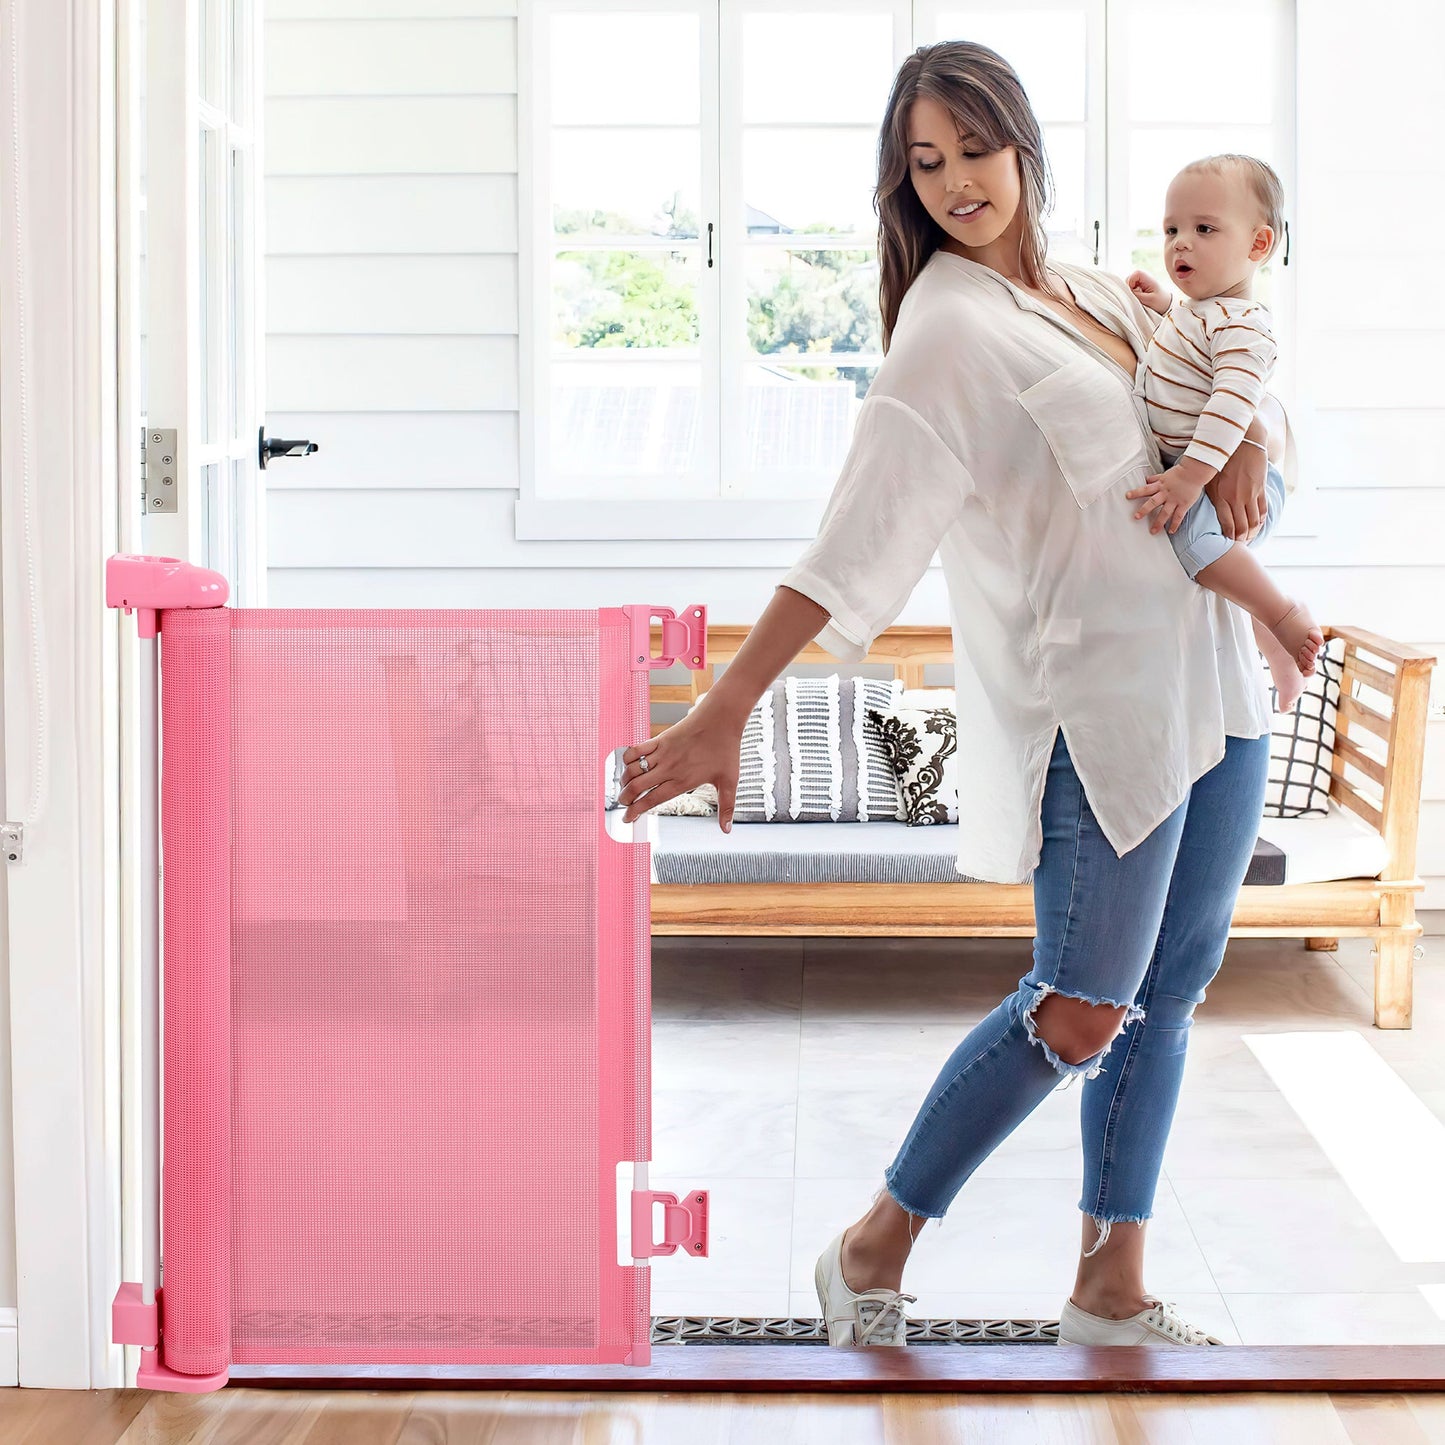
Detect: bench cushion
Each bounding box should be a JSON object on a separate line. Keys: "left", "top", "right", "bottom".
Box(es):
{"left": 648, "top": 817, "right": 1305, "bottom": 886}
{"left": 1255, "top": 799, "right": 1390, "bottom": 885}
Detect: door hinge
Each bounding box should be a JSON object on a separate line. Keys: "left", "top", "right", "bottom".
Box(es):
{"left": 2, "top": 823, "right": 22, "bottom": 864}
{"left": 142, "top": 427, "right": 179, "bottom": 515}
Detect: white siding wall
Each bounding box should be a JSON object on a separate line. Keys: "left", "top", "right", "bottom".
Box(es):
{"left": 1292, "top": 0, "right": 1445, "bottom": 906}
{"left": 263, "top": 0, "right": 1445, "bottom": 903}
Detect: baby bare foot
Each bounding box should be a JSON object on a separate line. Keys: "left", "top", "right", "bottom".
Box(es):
{"left": 1271, "top": 599, "right": 1324, "bottom": 677}
{"left": 1268, "top": 657, "right": 1306, "bottom": 713}
{"left": 1252, "top": 618, "right": 1306, "bottom": 713}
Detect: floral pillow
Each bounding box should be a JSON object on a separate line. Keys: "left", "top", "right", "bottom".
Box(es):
{"left": 866, "top": 703, "right": 959, "bottom": 825}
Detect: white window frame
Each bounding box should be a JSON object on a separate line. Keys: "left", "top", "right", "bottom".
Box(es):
{"left": 517, "top": 0, "right": 1296, "bottom": 541}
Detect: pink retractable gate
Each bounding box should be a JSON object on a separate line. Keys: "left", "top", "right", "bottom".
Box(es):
{"left": 107, "top": 555, "right": 709, "bottom": 1390}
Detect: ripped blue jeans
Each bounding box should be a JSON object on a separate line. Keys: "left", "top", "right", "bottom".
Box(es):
{"left": 882, "top": 724, "right": 1270, "bottom": 1250}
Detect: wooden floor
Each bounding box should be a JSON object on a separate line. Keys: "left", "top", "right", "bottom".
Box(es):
{"left": 5, "top": 1386, "right": 1445, "bottom": 1443}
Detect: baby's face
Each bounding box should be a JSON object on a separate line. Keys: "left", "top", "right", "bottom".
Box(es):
{"left": 1161, "top": 168, "right": 1271, "bottom": 300}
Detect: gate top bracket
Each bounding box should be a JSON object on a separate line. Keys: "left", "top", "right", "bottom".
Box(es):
{"left": 106, "top": 555, "right": 229, "bottom": 638}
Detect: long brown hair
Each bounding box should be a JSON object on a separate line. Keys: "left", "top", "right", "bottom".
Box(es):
{"left": 876, "top": 42, "right": 1054, "bottom": 350}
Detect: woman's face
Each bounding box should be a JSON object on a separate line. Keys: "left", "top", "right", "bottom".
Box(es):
{"left": 906, "top": 95, "right": 1022, "bottom": 255}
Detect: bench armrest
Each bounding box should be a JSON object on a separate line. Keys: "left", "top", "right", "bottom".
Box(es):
{"left": 1323, "top": 625, "right": 1436, "bottom": 882}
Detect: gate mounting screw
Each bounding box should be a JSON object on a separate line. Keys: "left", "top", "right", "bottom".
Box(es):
{"left": 2, "top": 823, "right": 21, "bottom": 864}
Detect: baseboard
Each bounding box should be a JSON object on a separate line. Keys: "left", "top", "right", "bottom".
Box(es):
{"left": 0, "top": 1307, "right": 17, "bottom": 1386}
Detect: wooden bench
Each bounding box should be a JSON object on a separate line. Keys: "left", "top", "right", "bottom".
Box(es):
{"left": 645, "top": 622, "right": 1434, "bottom": 1029}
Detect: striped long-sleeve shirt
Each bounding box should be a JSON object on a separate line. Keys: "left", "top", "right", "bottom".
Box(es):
{"left": 1138, "top": 296, "right": 1277, "bottom": 471}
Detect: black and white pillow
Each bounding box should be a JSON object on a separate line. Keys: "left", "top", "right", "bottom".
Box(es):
{"left": 1262, "top": 636, "right": 1344, "bottom": 818}
{"left": 867, "top": 703, "right": 959, "bottom": 825}
{"left": 727, "top": 675, "right": 906, "bottom": 822}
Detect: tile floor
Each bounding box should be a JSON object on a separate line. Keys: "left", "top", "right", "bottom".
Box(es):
{"left": 645, "top": 916, "right": 1445, "bottom": 1346}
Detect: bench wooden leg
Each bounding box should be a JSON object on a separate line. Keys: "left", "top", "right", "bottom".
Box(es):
{"left": 1374, "top": 933, "right": 1414, "bottom": 1029}
{"left": 1305, "top": 937, "right": 1338, "bottom": 951}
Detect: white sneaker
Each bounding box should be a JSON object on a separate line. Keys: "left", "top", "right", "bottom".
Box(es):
{"left": 814, "top": 1230, "right": 917, "bottom": 1347}
{"left": 1057, "top": 1297, "right": 1222, "bottom": 1346}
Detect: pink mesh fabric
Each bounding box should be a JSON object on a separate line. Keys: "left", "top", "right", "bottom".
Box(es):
{"left": 160, "top": 607, "right": 652, "bottom": 1370}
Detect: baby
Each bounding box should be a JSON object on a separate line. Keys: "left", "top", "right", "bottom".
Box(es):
{"left": 1125, "top": 153, "right": 1322, "bottom": 712}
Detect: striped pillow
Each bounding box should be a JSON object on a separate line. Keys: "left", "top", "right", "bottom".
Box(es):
{"left": 725, "top": 675, "right": 905, "bottom": 823}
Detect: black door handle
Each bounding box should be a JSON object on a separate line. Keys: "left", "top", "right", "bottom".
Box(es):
{"left": 258, "top": 426, "right": 319, "bottom": 470}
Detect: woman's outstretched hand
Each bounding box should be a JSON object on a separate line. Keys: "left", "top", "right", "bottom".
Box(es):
{"left": 619, "top": 699, "right": 744, "bottom": 833}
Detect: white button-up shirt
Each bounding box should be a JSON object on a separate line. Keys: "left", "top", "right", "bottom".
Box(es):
{"left": 777, "top": 249, "right": 1274, "bottom": 884}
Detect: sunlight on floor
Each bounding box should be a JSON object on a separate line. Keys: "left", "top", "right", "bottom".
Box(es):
{"left": 1246, "top": 1031, "right": 1445, "bottom": 1263}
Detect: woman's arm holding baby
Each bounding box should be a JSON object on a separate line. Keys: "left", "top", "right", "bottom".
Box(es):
{"left": 1207, "top": 393, "right": 1284, "bottom": 542}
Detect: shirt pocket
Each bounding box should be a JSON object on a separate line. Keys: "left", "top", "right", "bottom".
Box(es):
{"left": 1018, "top": 357, "right": 1150, "bottom": 508}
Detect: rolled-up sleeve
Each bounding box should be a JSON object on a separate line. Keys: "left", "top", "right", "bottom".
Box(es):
{"left": 777, "top": 393, "right": 976, "bottom": 662}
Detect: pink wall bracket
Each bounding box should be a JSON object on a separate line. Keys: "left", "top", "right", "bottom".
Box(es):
{"left": 631, "top": 1189, "right": 710, "bottom": 1258}
{"left": 105, "top": 554, "right": 229, "bottom": 638}
{"left": 112, "top": 1284, "right": 230, "bottom": 1392}
{"left": 112, "top": 1280, "right": 158, "bottom": 1348}
{"left": 626, "top": 604, "right": 707, "bottom": 672}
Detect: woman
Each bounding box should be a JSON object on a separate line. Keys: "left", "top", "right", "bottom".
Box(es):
{"left": 619, "top": 42, "right": 1284, "bottom": 1348}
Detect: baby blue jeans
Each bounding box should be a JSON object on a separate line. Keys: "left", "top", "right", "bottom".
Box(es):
{"left": 882, "top": 724, "right": 1270, "bottom": 1249}
{"left": 1169, "top": 460, "right": 1287, "bottom": 580}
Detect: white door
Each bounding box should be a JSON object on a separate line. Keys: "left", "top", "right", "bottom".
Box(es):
{"left": 143, "top": 0, "right": 275, "bottom": 603}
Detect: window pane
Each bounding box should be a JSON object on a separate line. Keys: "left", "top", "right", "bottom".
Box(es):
{"left": 552, "top": 127, "right": 700, "bottom": 239}
{"left": 747, "top": 247, "right": 881, "bottom": 367}
{"left": 935, "top": 10, "right": 1087, "bottom": 122}
{"left": 550, "top": 359, "right": 701, "bottom": 488}
{"left": 200, "top": 125, "right": 213, "bottom": 445}
{"left": 550, "top": 13, "right": 699, "bottom": 126}
{"left": 139, "top": 188, "right": 148, "bottom": 417}
{"left": 1042, "top": 124, "right": 1086, "bottom": 245}
{"left": 553, "top": 248, "right": 702, "bottom": 351}
{"left": 742, "top": 12, "right": 896, "bottom": 124}
{"left": 742, "top": 362, "right": 872, "bottom": 485}
{"left": 1129, "top": 126, "right": 1278, "bottom": 234}
{"left": 200, "top": 0, "right": 218, "bottom": 106}
{"left": 229, "top": 0, "right": 245, "bottom": 125}
{"left": 1128, "top": 3, "right": 1275, "bottom": 123}
{"left": 744, "top": 127, "right": 878, "bottom": 235}
{"left": 201, "top": 462, "right": 223, "bottom": 577}
{"left": 229, "top": 148, "right": 244, "bottom": 442}
{"left": 230, "top": 458, "right": 244, "bottom": 588}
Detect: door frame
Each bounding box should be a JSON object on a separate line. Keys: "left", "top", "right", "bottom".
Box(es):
{"left": 0, "top": 0, "right": 133, "bottom": 1391}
